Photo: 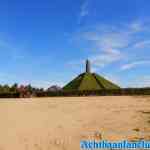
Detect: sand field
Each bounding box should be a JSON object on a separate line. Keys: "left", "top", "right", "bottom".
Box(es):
{"left": 0, "top": 96, "right": 149, "bottom": 150}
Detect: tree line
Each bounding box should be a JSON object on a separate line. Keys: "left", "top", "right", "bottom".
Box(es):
{"left": 0, "top": 84, "right": 150, "bottom": 98}
{"left": 0, "top": 84, "right": 60, "bottom": 98}
{"left": 36, "top": 88, "right": 150, "bottom": 97}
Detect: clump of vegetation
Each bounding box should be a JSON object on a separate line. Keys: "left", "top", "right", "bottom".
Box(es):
{"left": 0, "top": 83, "right": 61, "bottom": 98}
{"left": 133, "top": 128, "right": 140, "bottom": 132}
{"left": 0, "top": 82, "right": 150, "bottom": 98}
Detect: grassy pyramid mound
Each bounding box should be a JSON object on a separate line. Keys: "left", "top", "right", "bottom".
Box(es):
{"left": 63, "top": 72, "right": 120, "bottom": 91}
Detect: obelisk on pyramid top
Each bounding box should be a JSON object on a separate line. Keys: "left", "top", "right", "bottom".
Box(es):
{"left": 86, "top": 59, "right": 91, "bottom": 73}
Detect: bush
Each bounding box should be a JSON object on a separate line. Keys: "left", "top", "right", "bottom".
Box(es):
{"left": 35, "top": 88, "right": 150, "bottom": 97}
{"left": 0, "top": 92, "right": 20, "bottom": 98}
{"left": 0, "top": 88, "right": 150, "bottom": 98}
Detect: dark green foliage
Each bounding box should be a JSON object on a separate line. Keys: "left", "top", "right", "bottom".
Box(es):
{"left": 0, "top": 84, "right": 17, "bottom": 93}
{"left": 0, "top": 84, "right": 46, "bottom": 98}
{"left": 10, "top": 83, "right": 18, "bottom": 92}
{"left": 36, "top": 88, "right": 150, "bottom": 97}
{"left": 0, "top": 83, "right": 149, "bottom": 98}
{"left": 0, "top": 92, "right": 20, "bottom": 98}
{"left": 26, "top": 84, "right": 33, "bottom": 93}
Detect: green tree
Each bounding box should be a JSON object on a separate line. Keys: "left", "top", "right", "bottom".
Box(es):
{"left": 3, "top": 84, "right": 10, "bottom": 93}
{"left": 10, "top": 83, "right": 18, "bottom": 92}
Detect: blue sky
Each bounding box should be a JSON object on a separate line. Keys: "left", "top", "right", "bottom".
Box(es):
{"left": 0, "top": 0, "right": 150, "bottom": 88}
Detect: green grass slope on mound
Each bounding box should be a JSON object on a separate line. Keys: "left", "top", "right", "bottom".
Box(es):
{"left": 63, "top": 73, "right": 84, "bottom": 90}
{"left": 63, "top": 72, "right": 120, "bottom": 91}
{"left": 78, "top": 73, "right": 101, "bottom": 90}
{"left": 93, "top": 73, "right": 120, "bottom": 89}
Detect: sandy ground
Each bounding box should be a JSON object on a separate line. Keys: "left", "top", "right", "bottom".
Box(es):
{"left": 0, "top": 96, "right": 149, "bottom": 150}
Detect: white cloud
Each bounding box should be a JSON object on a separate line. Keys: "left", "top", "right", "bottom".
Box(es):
{"left": 90, "top": 50, "right": 123, "bottom": 67}
{"left": 128, "top": 76, "right": 150, "bottom": 88}
{"left": 78, "top": 0, "right": 89, "bottom": 24}
{"left": 129, "top": 21, "right": 144, "bottom": 33}
{"left": 77, "top": 26, "right": 131, "bottom": 68}
{"left": 80, "top": 0, "right": 89, "bottom": 17}
{"left": 133, "top": 40, "right": 150, "bottom": 49}
{"left": 71, "top": 20, "right": 150, "bottom": 72}
{"left": 83, "top": 31, "right": 130, "bottom": 50}
{"left": 121, "top": 60, "right": 150, "bottom": 70}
